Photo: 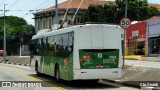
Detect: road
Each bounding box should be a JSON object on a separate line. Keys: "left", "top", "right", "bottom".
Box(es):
{"left": 0, "top": 63, "right": 139, "bottom": 90}
{"left": 125, "top": 60, "right": 160, "bottom": 68}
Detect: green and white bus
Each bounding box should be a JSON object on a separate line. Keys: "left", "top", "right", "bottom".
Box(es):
{"left": 30, "top": 24, "right": 123, "bottom": 81}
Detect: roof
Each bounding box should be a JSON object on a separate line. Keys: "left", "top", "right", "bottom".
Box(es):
{"left": 35, "top": 0, "right": 160, "bottom": 14}
{"left": 149, "top": 4, "right": 160, "bottom": 11}
{"left": 37, "top": 0, "right": 109, "bottom": 13}
{"left": 146, "top": 16, "right": 160, "bottom": 21}
{"left": 146, "top": 16, "right": 160, "bottom": 25}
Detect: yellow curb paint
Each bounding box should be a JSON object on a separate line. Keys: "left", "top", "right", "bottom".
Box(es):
{"left": 0, "top": 65, "right": 67, "bottom": 90}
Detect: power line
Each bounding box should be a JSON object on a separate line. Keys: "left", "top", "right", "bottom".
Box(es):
{"left": 34, "top": 0, "right": 50, "bottom": 9}
{"left": 0, "top": 0, "right": 54, "bottom": 25}
{"left": 0, "top": 9, "right": 34, "bottom": 11}
{"left": 21, "top": 0, "right": 49, "bottom": 17}
{"left": 7, "top": 0, "right": 19, "bottom": 10}
{"left": 0, "top": 0, "right": 5, "bottom": 7}
{"left": 21, "top": 0, "right": 54, "bottom": 25}
{"left": 0, "top": 0, "right": 19, "bottom": 16}
{"left": 42, "top": 1, "right": 55, "bottom": 10}
{"left": 22, "top": 0, "right": 54, "bottom": 17}
{"left": 0, "top": 0, "right": 53, "bottom": 16}
{"left": 0, "top": 10, "right": 35, "bottom": 16}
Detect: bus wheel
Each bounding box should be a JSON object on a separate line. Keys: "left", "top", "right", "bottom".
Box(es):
{"left": 35, "top": 62, "right": 40, "bottom": 76}
{"left": 55, "top": 66, "right": 60, "bottom": 82}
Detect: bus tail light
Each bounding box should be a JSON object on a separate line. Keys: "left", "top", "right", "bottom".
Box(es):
{"left": 86, "top": 55, "right": 90, "bottom": 59}
{"left": 82, "top": 55, "right": 86, "bottom": 59}
{"left": 82, "top": 55, "right": 91, "bottom": 59}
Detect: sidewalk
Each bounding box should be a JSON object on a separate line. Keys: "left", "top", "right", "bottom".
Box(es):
{"left": 0, "top": 56, "right": 30, "bottom": 66}
{"left": 125, "top": 55, "right": 160, "bottom": 62}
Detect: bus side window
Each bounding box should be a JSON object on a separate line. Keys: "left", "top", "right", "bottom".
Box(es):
{"left": 69, "top": 32, "right": 74, "bottom": 52}
{"left": 29, "top": 41, "right": 38, "bottom": 55}
{"left": 36, "top": 39, "right": 41, "bottom": 55}
{"left": 61, "top": 33, "right": 69, "bottom": 57}
{"left": 29, "top": 42, "right": 35, "bottom": 55}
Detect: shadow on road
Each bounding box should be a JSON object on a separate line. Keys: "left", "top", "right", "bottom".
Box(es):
{"left": 29, "top": 73, "right": 119, "bottom": 89}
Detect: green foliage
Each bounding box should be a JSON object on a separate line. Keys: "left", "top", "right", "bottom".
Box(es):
{"left": 0, "top": 16, "right": 26, "bottom": 40}
{"left": 103, "top": 3, "right": 118, "bottom": 23}
{"left": 147, "top": 6, "right": 160, "bottom": 18}
{"left": 88, "top": 5, "right": 104, "bottom": 22}
{"left": 0, "top": 16, "right": 35, "bottom": 55}
{"left": 80, "top": 0, "right": 160, "bottom": 24}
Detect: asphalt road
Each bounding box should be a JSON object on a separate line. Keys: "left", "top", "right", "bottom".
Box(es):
{"left": 0, "top": 63, "right": 139, "bottom": 90}
{"left": 125, "top": 60, "right": 160, "bottom": 68}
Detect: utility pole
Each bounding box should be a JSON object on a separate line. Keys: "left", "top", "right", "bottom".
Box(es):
{"left": 54, "top": 0, "right": 58, "bottom": 29}
{"left": 3, "top": 4, "right": 7, "bottom": 63}
{"left": 125, "top": 0, "right": 128, "bottom": 18}
{"left": 123, "top": 0, "right": 128, "bottom": 66}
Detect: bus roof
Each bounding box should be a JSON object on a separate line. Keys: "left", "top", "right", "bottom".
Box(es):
{"left": 32, "top": 24, "right": 121, "bottom": 40}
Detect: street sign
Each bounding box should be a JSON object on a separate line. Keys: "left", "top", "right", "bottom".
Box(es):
{"left": 120, "top": 17, "right": 131, "bottom": 29}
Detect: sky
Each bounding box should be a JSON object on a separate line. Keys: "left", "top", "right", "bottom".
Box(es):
{"left": 0, "top": 0, "right": 159, "bottom": 26}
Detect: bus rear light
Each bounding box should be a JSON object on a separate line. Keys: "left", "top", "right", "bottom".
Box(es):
{"left": 96, "top": 66, "right": 99, "bottom": 68}
{"left": 100, "top": 65, "right": 104, "bottom": 68}
{"left": 82, "top": 55, "right": 86, "bottom": 59}
{"left": 82, "top": 55, "right": 91, "bottom": 59}
{"left": 86, "top": 55, "right": 90, "bottom": 59}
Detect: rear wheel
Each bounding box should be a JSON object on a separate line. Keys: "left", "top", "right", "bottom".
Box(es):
{"left": 35, "top": 62, "right": 40, "bottom": 76}
{"left": 55, "top": 66, "right": 60, "bottom": 82}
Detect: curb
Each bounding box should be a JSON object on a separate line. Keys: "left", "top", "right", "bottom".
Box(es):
{"left": 0, "top": 62, "right": 30, "bottom": 67}
{"left": 103, "top": 79, "right": 158, "bottom": 90}
{"left": 125, "top": 58, "right": 139, "bottom": 60}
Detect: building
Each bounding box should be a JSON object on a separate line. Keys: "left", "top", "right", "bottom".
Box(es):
{"left": 146, "top": 16, "right": 160, "bottom": 56}
{"left": 33, "top": 0, "right": 160, "bottom": 33}
{"left": 33, "top": 0, "right": 108, "bottom": 33}
{"left": 126, "top": 16, "right": 160, "bottom": 56}
{"left": 126, "top": 21, "right": 146, "bottom": 56}
{"left": 33, "top": 0, "right": 160, "bottom": 41}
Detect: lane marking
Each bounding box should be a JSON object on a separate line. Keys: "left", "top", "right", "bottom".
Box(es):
{"left": 0, "top": 65, "right": 67, "bottom": 90}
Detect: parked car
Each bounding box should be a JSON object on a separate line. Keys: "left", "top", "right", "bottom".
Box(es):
{"left": 134, "top": 48, "right": 144, "bottom": 55}
{"left": 0, "top": 50, "right": 9, "bottom": 61}
{"left": 0, "top": 50, "right": 7, "bottom": 56}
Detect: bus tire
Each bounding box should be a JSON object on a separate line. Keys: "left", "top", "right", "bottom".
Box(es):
{"left": 55, "top": 66, "right": 60, "bottom": 82}
{"left": 35, "top": 61, "right": 40, "bottom": 76}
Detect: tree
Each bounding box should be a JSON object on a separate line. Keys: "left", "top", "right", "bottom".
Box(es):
{"left": 22, "top": 25, "right": 35, "bottom": 44}
{"left": 147, "top": 6, "right": 160, "bottom": 18}
{"left": 0, "top": 16, "right": 27, "bottom": 40}
{"left": 80, "top": 0, "right": 160, "bottom": 24}
{"left": 80, "top": 3, "right": 117, "bottom": 23}
{"left": 0, "top": 16, "right": 35, "bottom": 55}
{"left": 103, "top": 3, "right": 117, "bottom": 23}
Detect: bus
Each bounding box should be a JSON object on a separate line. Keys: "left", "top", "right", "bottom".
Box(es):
{"left": 30, "top": 24, "right": 123, "bottom": 81}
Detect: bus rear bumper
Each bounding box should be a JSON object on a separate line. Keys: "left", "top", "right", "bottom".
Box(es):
{"left": 73, "top": 68, "right": 122, "bottom": 80}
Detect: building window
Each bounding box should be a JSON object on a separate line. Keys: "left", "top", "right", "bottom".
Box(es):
{"left": 77, "top": 17, "right": 81, "bottom": 24}
{"left": 43, "top": 20, "right": 46, "bottom": 29}
{"left": 128, "top": 39, "right": 145, "bottom": 55}
{"left": 149, "top": 38, "right": 160, "bottom": 55}
{"left": 49, "top": 19, "right": 52, "bottom": 29}
{"left": 132, "top": 30, "right": 139, "bottom": 37}
{"left": 38, "top": 21, "right": 41, "bottom": 30}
